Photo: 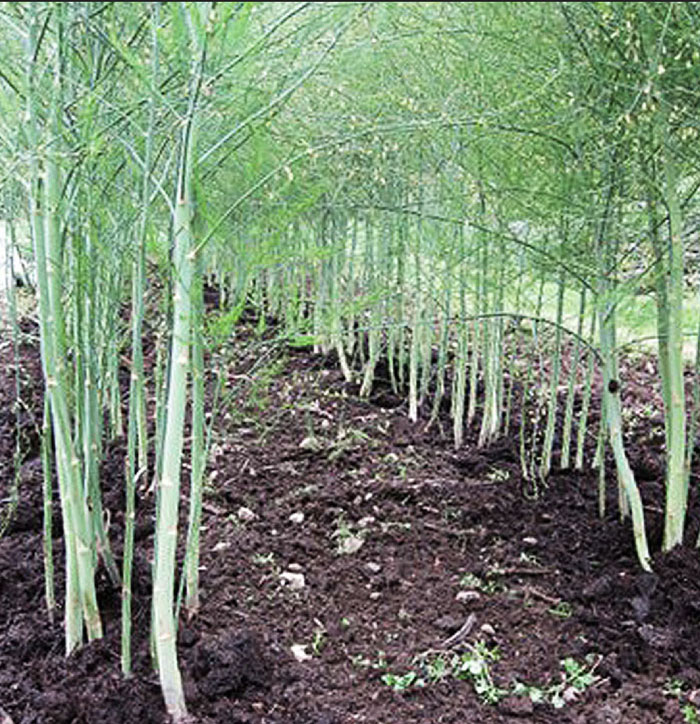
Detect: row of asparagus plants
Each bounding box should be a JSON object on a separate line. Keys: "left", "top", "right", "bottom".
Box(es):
{"left": 4, "top": 3, "right": 367, "bottom": 720}
{"left": 239, "top": 207, "right": 603, "bottom": 482}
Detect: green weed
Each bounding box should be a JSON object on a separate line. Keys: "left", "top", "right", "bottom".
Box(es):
{"left": 547, "top": 601, "right": 573, "bottom": 619}
{"left": 381, "top": 647, "right": 600, "bottom": 710}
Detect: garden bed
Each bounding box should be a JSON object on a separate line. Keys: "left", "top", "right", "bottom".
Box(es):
{"left": 1, "top": 324, "right": 699, "bottom": 723}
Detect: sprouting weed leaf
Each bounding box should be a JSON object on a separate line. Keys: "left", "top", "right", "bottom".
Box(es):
{"left": 683, "top": 704, "right": 700, "bottom": 724}
{"left": 382, "top": 671, "right": 417, "bottom": 691}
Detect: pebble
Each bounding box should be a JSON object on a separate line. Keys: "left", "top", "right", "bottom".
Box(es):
{"left": 289, "top": 512, "right": 305, "bottom": 524}
{"left": 338, "top": 535, "right": 364, "bottom": 555}
{"left": 522, "top": 536, "right": 538, "bottom": 546}
{"left": 480, "top": 623, "right": 496, "bottom": 636}
{"left": 299, "top": 436, "right": 322, "bottom": 451}
{"left": 456, "top": 590, "right": 481, "bottom": 603}
{"left": 366, "top": 562, "right": 382, "bottom": 574}
{"left": 290, "top": 644, "right": 312, "bottom": 662}
{"left": 288, "top": 563, "right": 303, "bottom": 572}
{"left": 280, "top": 571, "right": 305, "bottom": 590}
{"left": 237, "top": 506, "right": 256, "bottom": 522}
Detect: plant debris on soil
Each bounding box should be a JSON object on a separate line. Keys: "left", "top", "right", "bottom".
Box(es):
{"left": 2, "top": 316, "right": 700, "bottom": 724}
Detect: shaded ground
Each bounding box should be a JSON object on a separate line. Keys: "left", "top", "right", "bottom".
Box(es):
{"left": 2, "top": 317, "right": 700, "bottom": 723}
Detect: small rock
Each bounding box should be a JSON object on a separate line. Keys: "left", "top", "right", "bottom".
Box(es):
{"left": 213, "top": 540, "right": 231, "bottom": 552}
{"left": 299, "top": 436, "right": 322, "bottom": 452}
{"left": 358, "top": 516, "right": 375, "bottom": 528}
{"left": 289, "top": 512, "right": 305, "bottom": 524}
{"left": 291, "top": 644, "right": 312, "bottom": 662}
{"left": 369, "top": 591, "right": 381, "bottom": 600}
{"left": 480, "top": 623, "right": 496, "bottom": 636}
{"left": 337, "top": 535, "right": 364, "bottom": 555}
{"left": 279, "top": 571, "right": 305, "bottom": 590}
{"left": 287, "top": 563, "right": 303, "bottom": 572}
{"left": 237, "top": 506, "right": 256, "bottom": 522}
{"left": 456, "top": 590, "right": 481, "bottom": 603}
{"left": 522, "top": 536, "right": 538, "bottom": 546}
{"left": 366, "top": 562, "right": 382, "bottom": 574}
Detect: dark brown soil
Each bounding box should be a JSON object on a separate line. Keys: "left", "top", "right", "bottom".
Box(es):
{"left": 2, "top": 318, "right": 700, "bottom": 724}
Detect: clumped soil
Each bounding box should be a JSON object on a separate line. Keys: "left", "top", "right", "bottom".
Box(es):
{"left": 2, "top": 317, "right": 700, "bottom": 724}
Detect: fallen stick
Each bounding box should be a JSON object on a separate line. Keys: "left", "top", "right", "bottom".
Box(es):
{"left": 441, "top": 613, "right": 477, "bottom": 648}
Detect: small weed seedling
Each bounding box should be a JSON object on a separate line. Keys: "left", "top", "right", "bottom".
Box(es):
{"left": 381, "top": 642, "right": 505, "bottom": 704}
{"left": 512, "top": 655, "right": 601, "bottom": 708}
{"left": 459, "top": 571, "right": 503, "bottom": 595}
{"left": 450, "top": 643, "right": 506, "bottom": 704}
{"left": 251, "top": 552, "right": 277, "bottom": 568}
{"left": 547, "top": 601, "right": 573, "bottom": 619}
{"left": 486, "top": 466, "right": 510, "bottom": 482}
{"left": 663, "top": 678, "right": 700, "bottom": 723}
{"left": 382, "top": 671, "right": 421, "bottom": 691}
{"left": 664, "top": 678, "right": 685, "bottom": 698}
{"left": 311, "top": 629, "right": 325, "bottom": 655}
{"left": 684, "top": 705, "right": 700, "bottom": 724}
{"left": 351, "top": 649, "right": 388, "bottom": 671}
{"left": 380, "top": 646, "right": 600, "bottom": 710}
{"left": 331, "top": 513, "right": 365, "bottom": 555}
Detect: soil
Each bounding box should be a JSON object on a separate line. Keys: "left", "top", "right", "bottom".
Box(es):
{"left": 2, "top": 314, "right": 700, "bottom": 724}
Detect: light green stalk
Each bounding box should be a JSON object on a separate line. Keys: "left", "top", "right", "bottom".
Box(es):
{"left": 452, "top": 322, "right": 468, "bottom": 449}
{"left": 428, "top": 252, "right": 453, "bottom": 429}
{"left": 41, "top": 397, "right": 56, "bottom": 623}
{"left": 452, "top": 244, "right": 468, "bottom": 449}
{"left": 409, "top": 184, "right": 424, "bottom": 422}
{"left": 183, "top": 243, "right": 205, "bottom": 617}
{"left": 595, "top": 158, "right": 650, "bottom": 570}
{"left": 540, "top": 269, "right": 565, "bottom": 478}
{"left": 598, "top": 299, "right": 650, "bottom": 570}
{"left": 153, "top": 5, "right": 211, "bottom": 719}
{"left": 661, "top": 131, "right": 687, "bottom": 551}
{"left": 560, "top": 287, "right": 586, "bottom": 469}
{"left": 330, "top": 215, "right": 352, "bottom": 382}
{"left": 360, "top": 215, "right": 380, "bottom": 396}
{"left": 467, "top": 319, "right": 480, "bottom": 427}
{"left": 502, "top": 319, "right": 518, "bottom": 435}
{"left": 575, "top": 307, "right": 596, "bottom": 471}
{"left": 27, "top": 3, "right": 102, "bottom": 652}
{"left": 123, "top": 5, "right": 160, "bottom": 675}
{"left": 81, "top": 210, "right": 120, "bottom": 587}
{"left": 519, "top": 275, "right": 544, "bottom": 482}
